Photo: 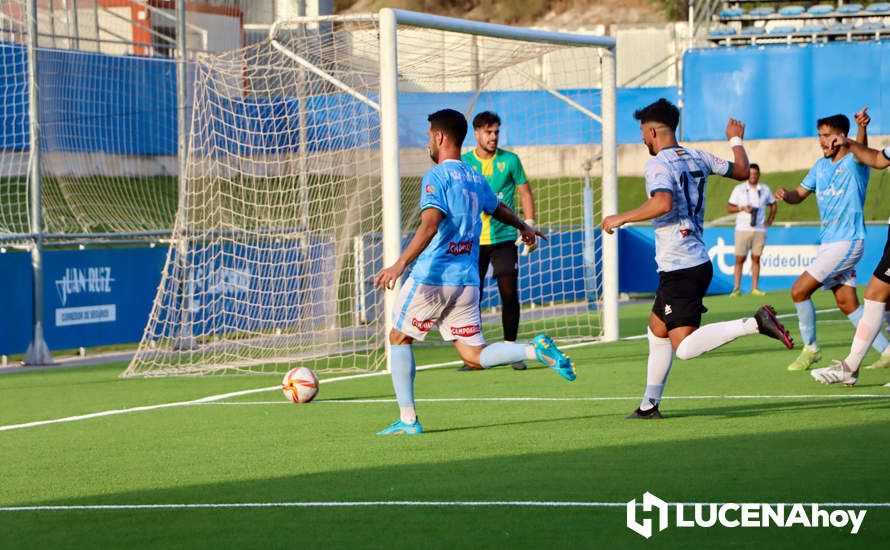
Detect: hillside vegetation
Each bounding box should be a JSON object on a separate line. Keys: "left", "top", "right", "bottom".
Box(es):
{"left": 335, "top": 0, "right": 671, "bottom": 26}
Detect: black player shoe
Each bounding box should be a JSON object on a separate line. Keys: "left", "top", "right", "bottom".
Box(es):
{"left": 511, "top": 361, "right": 527, "bottom": 371}
{"left": 626, "top": 405, "right": 662, "bottom": 420}
{"left": 457, "top": 364, "right": 484, "bottom": 371}
{"left": 754, "top": 305, "right": 794, "bottom": 349}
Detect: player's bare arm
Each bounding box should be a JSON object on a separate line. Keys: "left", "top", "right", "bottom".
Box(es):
{"left": 727, "top": 202, "right": 752, "bottom": 214}
{"left": 854, "top": 106, "right": 869, "bottom": 148}
{"left": 601, "top": 191, "right": 672, "bottom": 234}
{"left": 516, "top": 183, "right": 536, "bottom": 221}
{"left": 491, "top": 202, "right": 546, "bottom": 246}
{"left": 831, "top": 134, "right": 890, "bottom": 169}
{"left": 775, "top": 186, "right": 811, "bottom": 204}
{"left": 374, "top": 208, "right": 444, "bottom": 290}
{"left": 725, "top": 118, "right": 750, "bottom": 181}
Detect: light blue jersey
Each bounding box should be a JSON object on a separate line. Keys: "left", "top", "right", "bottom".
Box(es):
{"left": 645, "top": 147, "right": 732, "bottom": 272}
{"left": 409, "top": 159, "right": 500, "bottom": 286}
{"left": 801, "top": 153, "right": 869, "bottom": 244}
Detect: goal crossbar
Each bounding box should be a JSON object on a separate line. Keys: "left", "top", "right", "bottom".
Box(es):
{"left": 390, "top": 9, "right": 616, "bottom": 48}
{"left": 268, "top": 10, "right": 616, "bottom": 49}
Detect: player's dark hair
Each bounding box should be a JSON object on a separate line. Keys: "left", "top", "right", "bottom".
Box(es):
{"left": 750, "top": 163, "right": 760, "bottom": 171}
{"left": 633, "top": 98, "right": 680, "bottom": 131}
{"left": 472, "top": 111, "right": 501, "bottom": 129}
{"left": 428, "top": 109, "right": 468, "bottom": 146}
{"left": 817, "top": 114, "right": 850, "bottom": 135}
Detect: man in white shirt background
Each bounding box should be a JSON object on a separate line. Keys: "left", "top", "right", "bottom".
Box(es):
{"left": 727, "top": 163, "right": 777, "bottom": 296}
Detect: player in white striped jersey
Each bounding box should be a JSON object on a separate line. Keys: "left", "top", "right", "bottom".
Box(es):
{"left": 601, "top": 98, "right": 793, "bottom": 419}
{"left": 811, "top": 138, "right": 890, "bottom": 386}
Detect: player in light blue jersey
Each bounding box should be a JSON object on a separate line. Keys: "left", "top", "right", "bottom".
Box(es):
{"left": 776, "top": 108, "right": 890, "bottom": 372}
{"left": 810, "top": 136, "right": 890, "bottom": 386}
{"left": 373, "top": 109, "right": 575, "bottom": 435}
{"left": 602, "top": 98, "right": 793, "bottom": 419}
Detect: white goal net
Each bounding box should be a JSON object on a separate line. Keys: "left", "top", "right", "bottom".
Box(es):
{"left": 124, "top": 10, "right": 616, "bottom": 377}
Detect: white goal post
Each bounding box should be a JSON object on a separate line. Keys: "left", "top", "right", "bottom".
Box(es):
{"left": 124, "top": 9, "right": 617, "bottom": 377}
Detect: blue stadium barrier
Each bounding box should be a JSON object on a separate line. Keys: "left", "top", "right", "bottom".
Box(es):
{"left": 0, "top": 252, "right": 33, "bottom": 355}
{"left": 0, "top": 246, "right": 166, "bottom": 355}
{"left": 618, "top": 225, "right": 888, "bottom": 294}
{"left": 3, "top": 225, "right": 885, "bottom": 354}
{"left": 682, "top": 41, "right": 888, "bottom": 141}
{"left": 6, "top": 38, "right": 890, "bottom": 152}
{"left": 0, "top": 42, "right": 177, "bottom": 154}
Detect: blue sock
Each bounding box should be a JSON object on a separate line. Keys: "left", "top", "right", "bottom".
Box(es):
{"left": 794, "top": 299, "right": 817, "bottom": 348}
{"left": 848, "top": 306, "right": 890, "bottom": 353}
{"left": 389, "top": 344, "right": 416, "bottom": 408}
{"left": 480, "top": 342, "right": 530, "bottom": 368}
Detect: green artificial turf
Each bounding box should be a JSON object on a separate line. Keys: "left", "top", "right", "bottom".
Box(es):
{"left": 2, "top": 292, "right": 889, "bottom": 548}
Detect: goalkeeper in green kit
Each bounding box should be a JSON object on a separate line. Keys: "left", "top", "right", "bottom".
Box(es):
{"left": 460, "top": 111, "right": 537, "bottom": 371}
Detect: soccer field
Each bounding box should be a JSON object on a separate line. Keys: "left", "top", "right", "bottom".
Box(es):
{"left": 2, "top": 292, "right": 890, "bottom": 548}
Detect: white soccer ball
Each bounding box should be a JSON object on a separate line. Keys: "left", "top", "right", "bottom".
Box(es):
{"left": 281, "top": 367, "right": 319, "bottom": 404}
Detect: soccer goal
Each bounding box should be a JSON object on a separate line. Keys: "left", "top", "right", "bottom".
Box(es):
{"left": 123, "top": 9, "right": 617, "bottom": 377}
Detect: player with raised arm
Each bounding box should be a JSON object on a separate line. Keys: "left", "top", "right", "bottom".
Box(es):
{"left": 374, "top": 109, "right": 575, "bottom": 435}
{"left": 810, "top": 134, "right": 890, "bottom": 386}
{"left": 775, "top": 108, "right": 890, "bottom": 373}
{"left": 601, "top": 98, "right": 793, "bottom": 420}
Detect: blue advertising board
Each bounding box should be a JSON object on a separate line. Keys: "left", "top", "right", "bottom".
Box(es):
{"left": 0, "top": 251, "right": 34, "bottom": 355}
{"left": 618, "top": 225, "right": 888, "bottom": 294}
{"left": 41, "top": 247, "right": 167, "bottom": 351}
{"left": 2, "top": 225, "right": 885, "bottom": 354}
{"left": 0, "top": 246, "right": 167, "bottom": 355}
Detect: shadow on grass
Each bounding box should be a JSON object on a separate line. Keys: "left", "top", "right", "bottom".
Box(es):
{"left": 664, "top": 396, "right": 890, "bottom": 418}
{"left": 2, "top": 402, "right": 890, "bottom": 549}
{"left": 0, "top": 418, "right": 890, "bottom": 550}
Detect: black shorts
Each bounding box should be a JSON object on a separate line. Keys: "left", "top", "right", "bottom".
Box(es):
{"left": 652, "top": 261, "right": 713, "bottom": 330}
{"left": 874, "top": 225, "right": 890, "bottom": 284}
{"left": 479, "top": 241, "right": 519, "bottom": 280}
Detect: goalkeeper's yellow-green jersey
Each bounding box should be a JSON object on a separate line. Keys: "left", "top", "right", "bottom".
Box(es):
{"left": 461, "top": 148, "right": 528, "bottom": 245}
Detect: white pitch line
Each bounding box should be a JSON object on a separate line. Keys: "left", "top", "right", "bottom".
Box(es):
{"left": 200, "top": 394, "right": 890, "bottom": 406}
{"left": 0, "top": 307, "right": 849, "bottom": 433}
{"left": 2, "top": 500, "right": 889, "bottom": 512}
{"left": 0, "top": 364, "right": 451, "bottom": 433}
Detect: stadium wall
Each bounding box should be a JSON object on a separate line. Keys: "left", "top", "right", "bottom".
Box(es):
{"left": 5, "top": 40, "right": 888, "bottom": 178}
{"left": 682, "top": 41, "right": 890, "bottom": 142}
{"left": 2, "top": 224, "right": 887, "bottom": 355}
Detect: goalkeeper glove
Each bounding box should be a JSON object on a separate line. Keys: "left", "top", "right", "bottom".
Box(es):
{"left": 515, "top": 219, "right": 538, "bottom": 256}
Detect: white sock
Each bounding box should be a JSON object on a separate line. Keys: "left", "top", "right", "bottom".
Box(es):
{"left": 524, "top": 345, "right": 537, "bottom": 360}
{"left": 675, "top": 318, "right": 759, "bottom": 360}
{"left": 400, "top": 406, "right": 417, "bottom": 424}
{"left": 640, "top": 328, "right": 674, "bottom": 411}
{"left": 844, "top": 300, "right": 887, "bottom": 370}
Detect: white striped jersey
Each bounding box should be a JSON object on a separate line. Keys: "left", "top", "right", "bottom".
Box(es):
{"left": 644, "top": 146, "right": 732, "bottom": 272}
